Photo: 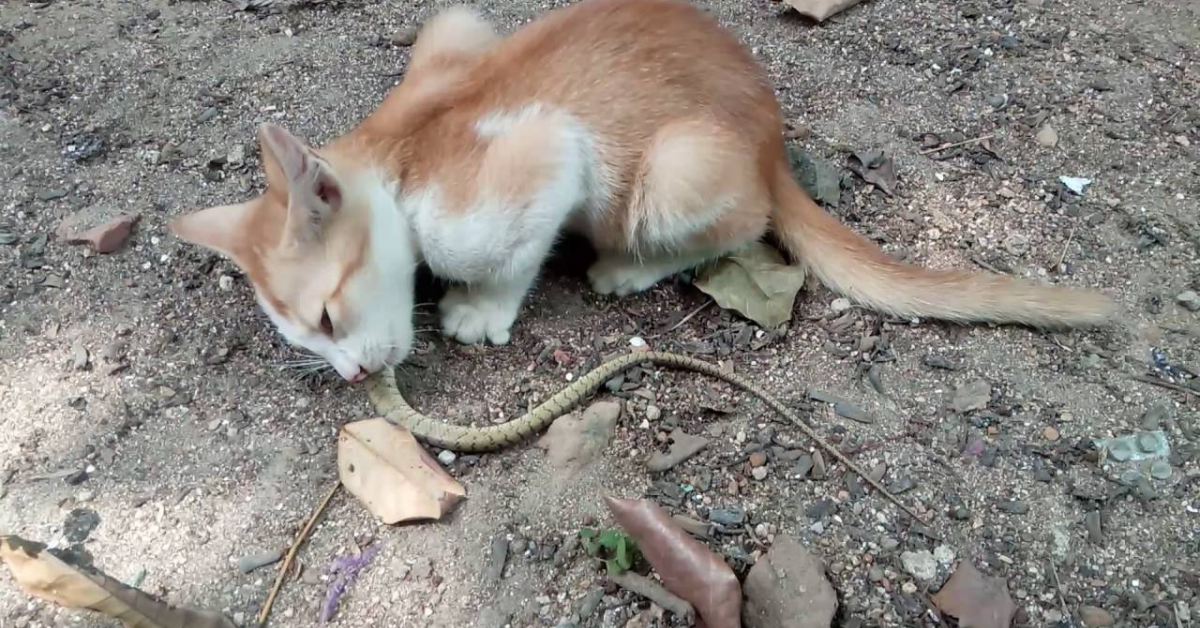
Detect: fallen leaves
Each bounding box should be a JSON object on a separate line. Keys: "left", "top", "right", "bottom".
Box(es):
{"left": 0, "top": 535, "right": 235, "bottom": 628}
{"left": 779, "top": 0, "right": 866, "bottom": 22}
{"left": 694, "top": 241, "right": 807, "bottom": 329}
{"left": 337, "top": 418, "right": 465, "bottom": 524}
{"left": 930, "top": 560, "right": 1017, "bottom": 628}
{"left": 787, "top": 145, "right": 841, "bottom": 207}
{"left": 605, "top": 497, "right": 741, "bottom": 628}
{"left": 847, "top": 149, "right": 898, "bottom": 196}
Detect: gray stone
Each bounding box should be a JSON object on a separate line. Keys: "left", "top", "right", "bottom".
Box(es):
{"left": 901, "top": 550, "right": 938, "bottom": 581}
{"left": 742, "top": 538, "right": 836, "bottom": 628}
{"left": 237, "top": 549, "right": 283, "bottom": 574}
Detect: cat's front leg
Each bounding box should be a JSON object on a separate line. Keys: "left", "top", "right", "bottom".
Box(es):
{"left": 438, "top": 269, "right": 539, "bottom": 345}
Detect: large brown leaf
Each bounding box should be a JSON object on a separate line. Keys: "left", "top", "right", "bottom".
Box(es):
{"left": 337, "top": 418, "right": 466, "bottom": 524}
{"left": 605, "top": 497, "right": 741, "bottom": 628}
{"left": 930, "top": 560, "right": 1017, "bottom": 628}
{"left": 0, "top": 535, "right": 235, "bottom": 628}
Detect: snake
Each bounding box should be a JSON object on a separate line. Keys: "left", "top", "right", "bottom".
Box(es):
{"left": 365, "top": 349, "right": 926, "bottom": 524}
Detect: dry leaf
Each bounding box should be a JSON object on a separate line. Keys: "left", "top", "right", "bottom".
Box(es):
{"left": 787, "top": 145, "right": 841, "bottom": 207}
{"left": 930, "top": 560, "right": 1017, "bottom": 628}
{"left": 693, "top": 241, "right": 807, "bottom": 329}
{"left": 781, "top": 0, "right": 866, "bottom": 23}
{"left": 0, "top": 535, "right": 235, "bottom": 628}
{"left": 848, "top": 149, "right": 898, "bottom": 196}
{"left": 605, "top": 497, "right": 741, "bottom": 628}
{"left": 337, "top": 418, "right": 466, "bottom": 524}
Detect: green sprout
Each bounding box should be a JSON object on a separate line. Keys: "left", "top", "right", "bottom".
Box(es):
{"left": 578, "top": 527, "right": 641, "bottom": 576}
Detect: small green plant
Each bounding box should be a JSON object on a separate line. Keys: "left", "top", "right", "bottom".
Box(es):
{"left": 578, "top": 527, "right": 641, "bottom": 576}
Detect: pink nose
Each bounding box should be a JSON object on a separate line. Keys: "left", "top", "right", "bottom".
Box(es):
{"left": 348, "top": 366, "right": 368, "bottom": 383}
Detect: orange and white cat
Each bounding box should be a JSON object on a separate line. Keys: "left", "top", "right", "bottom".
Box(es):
{"left": 170, "top": 0, "right": 1115, "bottom": 383}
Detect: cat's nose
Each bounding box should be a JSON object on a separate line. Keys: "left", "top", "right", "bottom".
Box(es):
{"left": 349, "top": 366, "right": 368, "bottom": 383}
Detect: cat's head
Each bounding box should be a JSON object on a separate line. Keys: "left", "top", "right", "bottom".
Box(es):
{"left": 170, "top": 122, "right": 415, "bottom": 382}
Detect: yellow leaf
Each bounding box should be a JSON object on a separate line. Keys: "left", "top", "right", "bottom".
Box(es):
{"left": 337, "top": 418, "right": 466, "bottom": 524}
{"left": 0, "top": 536, "right": 235, "bottom": 628}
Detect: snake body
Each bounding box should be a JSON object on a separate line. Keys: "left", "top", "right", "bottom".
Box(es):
{"left": 365, "top": 350, "right": 925, "bottom": 523}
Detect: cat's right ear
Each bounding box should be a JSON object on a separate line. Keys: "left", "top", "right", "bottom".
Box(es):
{"left": 169, "top": 201, "right": 255, "bottom": 260}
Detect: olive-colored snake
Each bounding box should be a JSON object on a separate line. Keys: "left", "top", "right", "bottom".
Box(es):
{"left": 365, "top": 350, "right": 925, "bottom": 523}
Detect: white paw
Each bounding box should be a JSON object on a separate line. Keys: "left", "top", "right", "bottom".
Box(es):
{"left": 439, "top": 288, "right": 516, "bottom": 345}
{"left": 587, "top": 258, "right": 664, "bottom": 297}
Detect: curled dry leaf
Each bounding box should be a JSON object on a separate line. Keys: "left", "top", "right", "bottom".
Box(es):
{"left": 605, "top": 497, "right": 741, "bottom": 628}
{"left": 930, "top": 560, "right": 1017, "bottom": 628}
{"left": 693, "top": 241, "right": 807, "bottom": 330}
{"left": 780, "top": 0, "right": 866, "bottom": 21}
{"left": 337, "top": 418, "right": 466, "bottom": 524}
{"left": 0, "top": 535, "right": 235, "bottom": 628}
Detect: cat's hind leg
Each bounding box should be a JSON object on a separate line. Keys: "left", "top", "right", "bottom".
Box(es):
{"left": 588, "top": 117, "right": 773, "bottom": 296}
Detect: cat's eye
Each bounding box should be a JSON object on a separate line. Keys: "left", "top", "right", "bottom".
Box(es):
{"left": 318, "top": 307, "right": 334, "bottom": 336}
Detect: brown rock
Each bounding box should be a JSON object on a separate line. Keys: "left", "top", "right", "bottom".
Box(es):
{"left": 742, "top": 537, "right": 836, "bottom": 628}
{"left": 749, "top": 451, "right": 768, "bottom": 467}
{"left": 1043, "top": 426, "right": 1060, "bottom": 441}
{"left": 61, "top": 213, "right": 140, "bottom": 254}
{"left": 1079, "top": 606, "right": 1113, "bottom": 627}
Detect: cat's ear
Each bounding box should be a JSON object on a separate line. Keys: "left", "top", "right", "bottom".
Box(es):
{"left": 257, "top": 122, "right": 344, "bottom": 245}
{"left": 169, "top": 201, "right": 256, "bottom": 260}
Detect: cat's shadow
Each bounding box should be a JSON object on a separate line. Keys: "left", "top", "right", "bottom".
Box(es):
{"left": 412, "top": 233, "right": 599, "bottom": 311}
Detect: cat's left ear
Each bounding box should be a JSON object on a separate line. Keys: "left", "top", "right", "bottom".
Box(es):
{"left": 258, "top": 122, "right": 344, "bottom": 245}
{"left": 169, "top": 201, "right": 256, "bottom": 261}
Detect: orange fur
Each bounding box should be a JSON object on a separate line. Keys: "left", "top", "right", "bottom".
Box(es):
{"left": 172, "top": 0, "right": 1115, "bottom": 381}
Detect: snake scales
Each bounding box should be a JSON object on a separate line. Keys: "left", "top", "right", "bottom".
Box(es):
{"left": 365, "top": 350, "right": 925, "bottom": 523}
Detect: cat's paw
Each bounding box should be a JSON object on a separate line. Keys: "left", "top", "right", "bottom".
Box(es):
{"left": 587, "top": 257, "right": 665, "bottom": 297}
{"left": 439, "top": 288, "right": 516, "bottom": 345}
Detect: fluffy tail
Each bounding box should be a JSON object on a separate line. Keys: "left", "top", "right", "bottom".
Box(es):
{"left": 768, "top": 162, "right": 1115, "bottom": 328}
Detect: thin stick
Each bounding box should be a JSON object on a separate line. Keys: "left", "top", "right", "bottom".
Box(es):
{"left": 1056, "top": 229, "right": 1076, "bottom": 269}
{"left": 919, "top": 134, "right": 996, "bottom": 156}
{"left": 1131, "top": 374, "right": 1198, "bottom": 398}
{"left": 257, "top": 481, "right": 341, "bottom": 627}
{"left": 647, "top": 299, "right": 713, "bottom": 339}
{"left": 1046, "top": 559, "right": 1070, "bottom": 620}
{"left": 609, "top": 571, "right": 695, "bottom": 623}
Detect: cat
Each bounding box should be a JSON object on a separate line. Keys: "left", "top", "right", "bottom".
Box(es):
{"left": 169, "top": 0, "right": 1115, "bottom": 383}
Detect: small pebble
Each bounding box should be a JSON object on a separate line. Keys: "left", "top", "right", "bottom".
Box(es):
{"left": 437, "top": 450, "right": 457, "bottom": 465}
{"left": 1043, "top": 426, "right": 1060, "bottom": 441}
{"left": 1079, "top": 605, "right": 1114, "bottom": 627}
{"left": 1035, "top": 124, "right": 1059, "bottom": 148}
{"left": 645, "top": 405, "right": 661, "bottom": 421}
{"left": 830, "top": 298, "right": 852, "bottom": 313}
{"left": 751, "top": 466, "right": 768, "bottom": 481}
{"left": 748, "top": 452, "right": 767, "bottom": 467}
{"left": 1149, "top": 461, "right": 1172, "bottom": 480}
{"left": 238, "top": 549, "right": 283, "bottom": 574}
{"left": 1177, "top": 290, "right": 1200, "bottom": 311}
{"left": 219, "top": 275, "right": 234, "bottom": 291}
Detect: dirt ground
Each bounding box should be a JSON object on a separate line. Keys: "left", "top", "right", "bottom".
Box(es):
{"left": 1, "top": 0, "right": 1198, "bottom": 627}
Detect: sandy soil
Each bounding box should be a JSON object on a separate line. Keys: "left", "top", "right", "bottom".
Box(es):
{"left": 1, "top": 0, "right": 1197, "bottom": 627}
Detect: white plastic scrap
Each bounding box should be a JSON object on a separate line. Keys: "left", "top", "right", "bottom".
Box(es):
{"left": 1059, "top": 176, "right": 1092, "bottom": 195}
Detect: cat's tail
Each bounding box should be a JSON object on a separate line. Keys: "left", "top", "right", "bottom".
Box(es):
{"left": 767, "top": 161, "right": 1116, "bottom": 328}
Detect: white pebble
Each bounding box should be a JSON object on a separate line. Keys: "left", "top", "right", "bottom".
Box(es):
{"left": 218, "top": 275, "right": 234, "bottom": 291}
{"left": 629, "top": 336, "right": 647, "bottom": 348}
{"left": 437, "top": 450, "right": 457, "bottom": 465}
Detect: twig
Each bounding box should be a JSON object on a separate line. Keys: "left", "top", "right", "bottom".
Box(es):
{"left": 257, "top": 481, "right": 341, "bottom": 627}
{"left": 1046, "top": 559, "right": 1072, "bottom": 625}
{"left": 647, "top": 299, "right": 713, "bottom": 339}
{"left": 1131, "top": 374, "right": 1198, "bottom": 398}
{"left": 609, "top": 571, "right": 695, "bottom": 623}
{"left": 919, "top": 134, "right": 996, "bottom": 156}
{"left": 1056, "top": 229, "right": 1076, "bottom": 269}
